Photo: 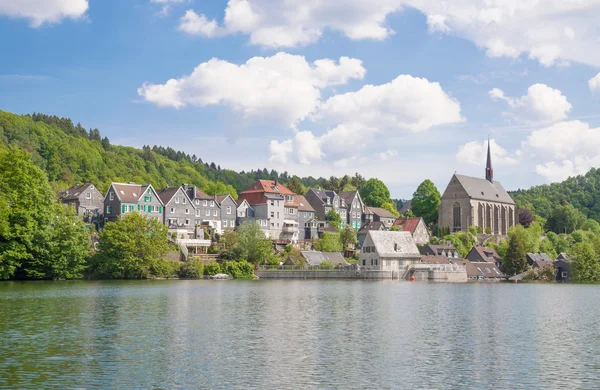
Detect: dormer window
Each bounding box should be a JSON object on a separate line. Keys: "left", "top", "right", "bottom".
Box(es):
{"left": 109, "top": 192, "right": 114, "bottom": 201}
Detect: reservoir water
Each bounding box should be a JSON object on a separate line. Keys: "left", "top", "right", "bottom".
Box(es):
{"left": 1, "top": 280, "right": 599, "bottom": 389}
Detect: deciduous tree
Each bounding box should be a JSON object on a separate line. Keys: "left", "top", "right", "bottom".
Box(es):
{"left": 411, "top": 179, "right": 441, "bottom": 225}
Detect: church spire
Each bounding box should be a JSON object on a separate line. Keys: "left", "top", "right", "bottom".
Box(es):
{"left": 486, "top": 136, "right": 494, "bottom": 182}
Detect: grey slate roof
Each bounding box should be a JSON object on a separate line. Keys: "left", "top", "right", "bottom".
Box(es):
{"left": 358, "top": 221, "right": 385, "bottom": 235}
{"left": 60, "top": 183, "right": 96, "bottom": 201}
{"left": 157, "top": 187, "right": 181, "bottom": 205}
{"left": 308, "top": 188, "right": 334, "bottom": 204}
{"left": 368, "top": 231, "right": 420, "bottom": 258}
{"left": 301, "top": 251, "right": 348, "bottom": 266}
{"left": 369, "top": 207, "right": 397, "bottom": 219}
{"left": 338, "top": 191, "right": 358, "bottom": 204}
{"left": 454, "top": 174, "right": 515, "bottom": 204}
{"left": 399, "top": 199, "right": 412, "bottom": 215}
{"left": 526, "top": 253, "right": 553, "bottom": 263}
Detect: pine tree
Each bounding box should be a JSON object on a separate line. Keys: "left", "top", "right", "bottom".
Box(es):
{"left": 503, "top": 233, "right": 526, "bottom": 276}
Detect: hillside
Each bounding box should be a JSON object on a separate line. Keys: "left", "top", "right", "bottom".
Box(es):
{"left": 0, "top": 111, "right": 353, "bottom": 197}
{"left": 511, "top": 168, "right": 600, "bottom": 221}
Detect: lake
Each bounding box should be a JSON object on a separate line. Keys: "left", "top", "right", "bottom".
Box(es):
{"left": 1, "top": 280, "right": 599, "bottom": 389}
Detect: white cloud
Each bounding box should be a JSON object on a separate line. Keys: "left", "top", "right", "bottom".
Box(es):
{"left": 317, "top": 74, "right": 464, "bottom": 132}
{"left": 179, "top": 1, "right": 600, "bottom": 67}
{"left": 269, "top": 75, "right": 464, "bottom": 164}
{"left": 489, "top": 83, "right": 572, "bottom": 123}
{"left": 523, "top": 121, "right": 600, "bottom": 182}
{"left": 137, "top": 52, "right": 365, "bottom": 126}
{"left": 178, "top": 10, "right": 223, "bottom": 37}
{"left": 0, "top": 0, "right": 88, "bottom": 27}
{"left": 177, "top": 0, "right": 403, "bottom": 47}
{"left": 457, "top": 139, "right": 518, "bottom": 167}
{"left": 589, "top": 73, "right": 600, "bottom": 95}
{"left": 268, "top": 139, "right": 293, "bottom": 164}
{"left": 378, "top": 149, "right": 398, "bottom": 161}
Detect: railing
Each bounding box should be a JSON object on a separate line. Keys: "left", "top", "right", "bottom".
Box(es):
{"left": 411, "top": 264, "right": 466, "bottom": 272}
{"left": 177, "top": 238, "right": 211, "bottom": 247}
{"left": 258, "top": 264, "right": 356, "bottom": 271}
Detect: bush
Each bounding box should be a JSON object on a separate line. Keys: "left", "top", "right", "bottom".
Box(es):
{"left": 485, "top": 227, "right": 492, "bottom": 234}
{"left": 152, "top": 260, "right": 181, "bottom": 278}
{"left": 204, "top": 229, "right": 210, "bottom": 239}
{"left": 221, "top": 260, "right": 254, "bottom": 279}
{"left": 204, "top": 262, "right": 221, "bottom": 276}
{"left": 207, "top": 245, "right": 219, "bottom": 254}
{"left": 320, "top": 261, "right": 334, "bottom": 269}
{"left": 522, "top": 265, "right": 556, "bottom": 282}
{"left": 179, "top": 260, "right": 204, "bottom": 279}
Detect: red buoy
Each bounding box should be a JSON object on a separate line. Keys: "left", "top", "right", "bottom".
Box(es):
{"left": 410, "top": 276, "right": 415, "bottom": 281}
{"left": 514, "top": 278, "right": 518, "bottom": 283}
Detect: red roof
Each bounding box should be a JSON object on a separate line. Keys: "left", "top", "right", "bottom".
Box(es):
{"left": 239, "top": 180, "right": 298, "bottom": 207}
{"left": 393, "top": 217, "right": 423, "bottom": 234}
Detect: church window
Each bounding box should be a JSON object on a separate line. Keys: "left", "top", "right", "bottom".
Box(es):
{"left": 453, "top": 203, "right": 461, "bottom": 232}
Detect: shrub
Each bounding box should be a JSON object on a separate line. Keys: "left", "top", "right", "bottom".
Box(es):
{"left": 204, "top": 262, "right": 221, "bottom": 276}
{"left": 320, "top": 261, "right": 334, "bottom": 269}
{"left": 485, "top": 227, "right": 492, "bottom": 234}
{"left": 207, "top": 245, "right": 219, "bottom": 254}
{"left": 152, "top": 260, "right": 180, "bottom": 278}
{"left": 179, "top": 260, "right": 204, "bottom": 279}
{"left": 221, "top": 260, "right": 254, "bottom": 279}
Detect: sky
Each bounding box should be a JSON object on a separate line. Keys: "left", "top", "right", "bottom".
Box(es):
{"left": 2, "top": 1, "right": 600, "bottom": 199}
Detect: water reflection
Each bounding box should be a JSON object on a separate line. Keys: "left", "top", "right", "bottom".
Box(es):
{"left": 0, "top": 281, "right": 599, "bottom": 388}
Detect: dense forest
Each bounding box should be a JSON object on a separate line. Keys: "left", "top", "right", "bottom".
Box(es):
{"left": 511, "top": 169, "right": 600, "bottom": 221}
{"left": 0, "top": 111, "right": 393, "bottom": 201}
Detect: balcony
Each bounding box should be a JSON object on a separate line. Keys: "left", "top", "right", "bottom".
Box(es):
{"left": 283, "top": 220, "right": 299, "bottom": 233}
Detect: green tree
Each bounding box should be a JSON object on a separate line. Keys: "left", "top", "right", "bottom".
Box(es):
{"left": 0, "top": 147, "right": 54, "bottom": 279}
{"left": 546, "top": 203, "right": 586, "bottom": 234}
{"left": 503, "top": 232, "right": 527, "bottom": 276}
{"left": 93, "top": 213, "right": 169, "bottom": 279}
{"left": 237, "top": 222, "right": 273, "bottom": 264}
{"left": 318, "top": 232, "right": 343, "bottom": 252}
{"left": 325, "top": 208, "right": 342, "bottom": 227}
{"left": 539, "top": 238, "right": 557, "bottom": 260}
{"left": 582, "top": 219, "right": 600, "bottom": 235}
{"left": 411, "top": 179, "right": 441, "bottom": 225}
{"left": 380, "top": 201, "right": 400, "bottom": 217}
{"left": 569, "top": 242, "right": 600, "bottom": 282}
{"left": 218, "top": 230, "right": 241, "bottom": 260}
{"left": 359, "top": 178, "right": 391, "bottom": 207}
{"left": 340, "top": 225, "right": 358, "bottom": 248}
{"left": 286, "top": 176, "right": 307, "bottom": 195}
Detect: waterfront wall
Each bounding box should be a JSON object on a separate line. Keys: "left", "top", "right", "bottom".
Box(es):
{"left": 256, "top": 270, "right": 396, "bottom": 280}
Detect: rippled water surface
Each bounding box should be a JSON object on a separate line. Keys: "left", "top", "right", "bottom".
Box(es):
{"left": 1, "top": 280, "right": 599, "bottom": 389}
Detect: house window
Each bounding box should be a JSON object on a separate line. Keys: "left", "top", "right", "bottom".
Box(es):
{"left": 289, "top": 208, "right": 294, "bottom": 215}
{"left": 148, "top": 205, "right": 154, "bottom": 212}
{"left": 227, "top": 206, "right": 231, "bottom": 214}
{"left": 334, "top": 200, "right": 338, "bottom": 207}
{"left": 203, "top": 200, "right": 208, "bottom": 207}
{"left": 195, "top": 200, "right": 200, "bottom": 206}
{"left": 196, "top": 210, "right": 200, "bottom": 217}
{"left": 562, "top": 271, "right": 568, "bottom": 278}
{"left": 185, "top": 219, "right": 190, "bottom": 225}
{"left": 175, "top": 198, "right": 180, "bottom": 204}
{"left": 210, "top": 201, "right": 215, "bottom": 207}
{"left": 231, "top": 220, "right": 235, "bottom": 227}
{"left": 223, "top": 220, "right": 228, "bottom": 228}
{"left": 271, "top": 212, "right": 274, "bottom": 218}
{"left": 362, "top": 260, "right": 366, "bottom": 266}
{"left": 109, "top": 192, "right": 114, "bottom": 201}
{"left": 85, "top": 192, "right": 92, "bottom": 199}
{"left": 106, "top": 205, "right": 112, "bottom": 214}
{"left": 170, "top": 208, "right": 175, "bottom": 213}
{"left": 271, "top": 223, "right": 274, "bottom": 227}
{"left": 128, "top": 205, "right": 135, "bottom": 212}
{"left": 270, "top": 200, "right": 274, "bottom": 206}
{"left": 277, "top": 212, "right": 279, "bottom": 218}
{"left": 213, "top": 210, "right": 217, "bottom": 216}
{"left": 375, "top": 259, "right": 378, "bottom": 266}
{"left": 205, "top": 210, "right": 210, "bottom": 216}
{"left": 453, "top": 202, "right": 462, "bottom": 232}
{"left": 182, "top": 198, "right": 186, "bottom": 204}
{"left": 185, "top": 209, "right": 189, "bottom": 214}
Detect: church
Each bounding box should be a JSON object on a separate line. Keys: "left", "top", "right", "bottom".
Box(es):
{"left": 438, "top": 141, "right": 516, "bottom": 235}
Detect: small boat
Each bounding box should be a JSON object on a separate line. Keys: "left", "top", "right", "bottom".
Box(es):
{"left": 210, "top": 273, "right": 230, "bottom": 280}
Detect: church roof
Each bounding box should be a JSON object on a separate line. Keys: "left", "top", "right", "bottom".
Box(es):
{"left": 452, "top": 174, "right": 515, "bottom": 204}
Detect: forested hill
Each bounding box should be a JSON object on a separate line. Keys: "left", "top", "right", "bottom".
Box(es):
{"left": 511, "top": 168, "right": 600, "bottom": 221}
{"left": 0, "top": 111, "right": 364, "bottom": 197}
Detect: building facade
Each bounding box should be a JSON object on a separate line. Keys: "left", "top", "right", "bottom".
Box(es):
{"left": 104, "top": 182, "right": 163, "bottom": 222}
{"left": 185, "top": 185, "right": 223, "bottom": 233}
{"left": 438, "top": 142, "right": 516, "bottom": 235}
{"left": 157, "top": 186, "right": 195, "bottom": 233}
{"left": 59, "top": 183, "right": 104, "bottom": 216}
{"left": 339, "top": 190, "right": 364, "bottom": 229}
{"left": 216, "top": 195, "right": 237, "bottom": 231}
{"left": 297, "top": 194, "right": 317, "bottom": 240}
{"left": 392, "top": 217, "right": 430, "bottom": 245}
{"left": 304, "top": 188, "right": 346, "bottom": 229}
{"left": 359, "top": 231, "right": 421, "bottom": 272}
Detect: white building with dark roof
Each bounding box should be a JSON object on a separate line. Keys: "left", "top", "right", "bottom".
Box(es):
{"left": 359, "top": 231, "right": 421, "bottom": 271}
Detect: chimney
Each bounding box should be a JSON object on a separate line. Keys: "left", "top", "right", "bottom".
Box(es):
{"left": 182, "top": 183, "right": 188, "bottom": 192}
{"left": 274, "top": 180, "right": 278, "bottom": 186}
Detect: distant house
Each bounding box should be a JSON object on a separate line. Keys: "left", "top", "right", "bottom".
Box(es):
{"left": 526, "top": 253, "right": 553, "bottom": 269}
{"left": 297, "top": 195, "right": 318, "bottom": 240}
{"left": 338, "top": 190, "right": 364, "bottom": 229}
{"left": 454, "top": 259, "right": 505, "bottom": 280}
{"left": 422, "top": 244, "right": 459, "bottom": 259}
{"left": 392, "top": 217, "right": 430, "bottom": 245}
{"left": 368, "top": 207, "right": 397, "bottom": 229}
{"left": 304, "top": 188, "right": 347, "bottom": 229}
{"left": 359, "top": 231, "right": 421, "bottom": 272}
{"left": 238, "top": 180, "right": 299, "bottom": 242}
{"left": 556, "top": 253, "right": 571, "bottom": 261}
{"left": 467, "top": 246, "right": 502, "bottom": 269}
{"left": 301, "top": 251, "right": 348, "bottom": 267}
{"left": 104, "top": 182, "right": 163, "bottom": 223}
{"left": 215, "top": 194, "right": 237, "bottom": 231}
{"left": 421, "top": 255, "right": 451, "bottom": 264}
{"left": 185, "top": 185, "right": 222, "bottom": 233}
{"left": 399, "top": 199, "right": 412, "bottom": 216}
{"left": 157, "top": 186, "right": 195, "bottom": 233}
{"left": 555, "top": 258, "right": 573, "bottom": 282}
{"left": 357, "top": 221, "right": 386, "bottom": 249}
{"left": 59, "top": 183, "right": 104, "bottom": 217}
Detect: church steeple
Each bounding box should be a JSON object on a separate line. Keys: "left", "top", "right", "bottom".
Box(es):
{"left": 485, "top": 137, "right": 494, "bottom": 183}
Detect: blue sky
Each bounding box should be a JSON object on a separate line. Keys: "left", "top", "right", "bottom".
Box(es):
{"left": 2, "top": 0, "right": 600, "bottom": 198}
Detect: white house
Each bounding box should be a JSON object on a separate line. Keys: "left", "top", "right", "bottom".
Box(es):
{"left": 359, "top": 231, "right": 421, "bottom": 271}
